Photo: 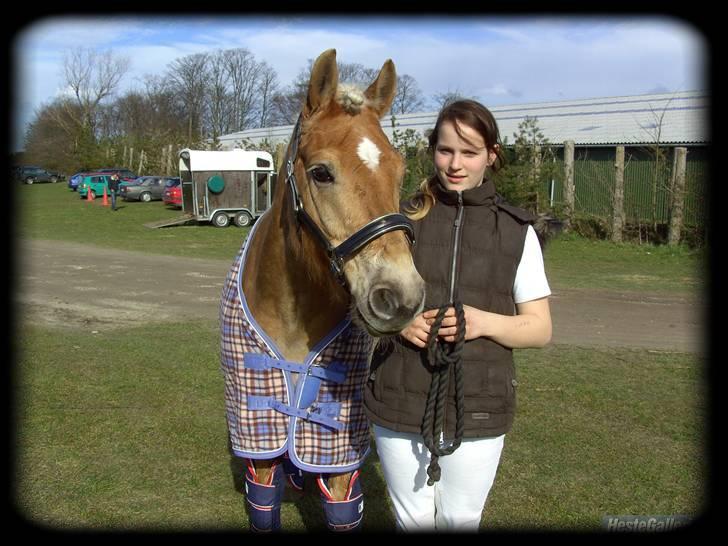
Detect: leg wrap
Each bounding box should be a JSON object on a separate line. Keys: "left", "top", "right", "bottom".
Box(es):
{"left": 317, "top": 470, "right": 364, "bottom": 532}
{"left": 281, "top": 454, "right": 305, "bottom": 492}
{"left": 244, "top": 460, "right": 284, "bottom": 532}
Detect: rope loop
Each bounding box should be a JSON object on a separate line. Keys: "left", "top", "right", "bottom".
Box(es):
{"left": 420, "top": 301, "right": 467, "bottom": 486}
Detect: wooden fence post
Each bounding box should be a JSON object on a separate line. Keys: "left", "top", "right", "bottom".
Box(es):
{"left": 122, "top": 146, "right": 127, "bottom": 168}
{"left": 612, "top": 146, "right": 625, "bottom": 243}
{"left": 138, "top": 150, "right": 146, "bottom": 176}
{"left": 563, "top": 140, "right": 575, "bottom": 231}
{"left": 668, "top": 147, "right": 688, "bottom": 246}
{"left": 129, "top": 148, "right": 134, "bottom": 171}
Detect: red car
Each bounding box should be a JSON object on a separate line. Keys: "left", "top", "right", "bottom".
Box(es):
{"left": 163, "top": 177, "right": 182, "bottom": 207}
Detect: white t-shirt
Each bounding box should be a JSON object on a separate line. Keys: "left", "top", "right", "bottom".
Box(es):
{"left": 513, "top": 225, "right": 551, "bottom": 304}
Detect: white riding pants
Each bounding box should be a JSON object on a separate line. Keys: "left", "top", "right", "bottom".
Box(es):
{"left": 373, "top": 424, "right": 505, "bottom": 532}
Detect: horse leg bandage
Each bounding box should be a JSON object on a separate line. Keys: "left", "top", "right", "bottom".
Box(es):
{"left": 244, "top": 460, "right": 285, "bottom": 532}
{"left": 281, "top": 454, "right": 305, "bottom": 492}
{"left": 317, "top": 470, "right": 364, "bottom": 532}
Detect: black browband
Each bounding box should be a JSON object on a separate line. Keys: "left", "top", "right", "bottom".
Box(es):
{"left": 285, "top": 114, "right": 415, "bottom": 286}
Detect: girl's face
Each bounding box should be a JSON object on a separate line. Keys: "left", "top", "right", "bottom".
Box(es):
{"left": 433, "top": 120, "right": 498, "bottom": 192}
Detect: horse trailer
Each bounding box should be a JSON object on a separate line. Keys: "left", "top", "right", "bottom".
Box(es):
{"left": 177, "top": 148, "right": 277, "bottom": 228}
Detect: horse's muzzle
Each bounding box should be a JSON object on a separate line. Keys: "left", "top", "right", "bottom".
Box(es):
{"left": 363, "top": 278, "right": 425, "bottom": 336}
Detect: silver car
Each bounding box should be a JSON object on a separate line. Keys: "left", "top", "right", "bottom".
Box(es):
{"left": 120, "top": 176, "right": 176, "bottom": 202}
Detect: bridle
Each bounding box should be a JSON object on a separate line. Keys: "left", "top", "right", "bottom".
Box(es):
{"left": 285, "top": 114, "right": 415, "bottom": 287}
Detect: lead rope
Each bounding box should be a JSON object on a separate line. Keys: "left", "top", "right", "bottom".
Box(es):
{"left": 421, "top": 300, "right": 466, "bottom": 486}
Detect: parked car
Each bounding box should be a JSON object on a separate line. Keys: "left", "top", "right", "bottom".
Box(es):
{"left": 96, "top": 168, "right": 137, "bottom": 182}
{"left": 15, "top": 165, "right": 65, "bottom": 185}
{"left": 67, "top": 171, "right": 102, "bottom": 191}
{"left": 121, "top": 176, "right": 177, "bottom": 202}
{"left": 77, "top": 174, "right": 112, "bottom": 199}
{"left": 68, "top": 172, "right": 83, "bottom": 191}
{"left": 162, "top": 177, "right": 182, "bottom": 207}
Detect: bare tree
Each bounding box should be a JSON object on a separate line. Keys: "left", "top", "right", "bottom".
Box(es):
{"left": 141, "top": 74, "right": 187, "bottom": 141}
{"left": 206, "top": 50, "right": 233, "bottom": 138}
{"left": 256, "top": 61, "right": 279, "bottom": 128}
{"left": 431, "top": 88, "right": 471, "bottom": 111}
{"left": 223, "top": 48, "right": 264, "bottom": 132}
{"left": 637, "top": 97, "right": 674, "bottom": 232}
{"left": 391, "top": 74, "right": 426, "bottom": 115}
{"left": 62, "top": 47, "right": 130, "bottom": 133}
{"left": 23, "top": 99, "right": 82, "bottom": 172}
{"left": 269, "top": 88, "right": 304, "bottom": 126}
{"left": 167, "top": 52, "right": 210, "bottom": 143}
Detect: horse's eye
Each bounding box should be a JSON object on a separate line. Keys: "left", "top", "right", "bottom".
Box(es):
{"left": 309, "top": 165, "right": 334, "bottom": 184}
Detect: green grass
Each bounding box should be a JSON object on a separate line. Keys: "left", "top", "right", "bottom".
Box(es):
{"left": 15, "top": 182, "right": 249, "bottom": 261}
{"left": 543, "top": 232, "right": 706, "bottom": 294}
{"left": 15, "top": 183, "right": 706, "bottom": 294}
{"left": 14, "top": 183, "right": 707, "bottom": 530}
{"left": 14, "top": 322, "right": 706, "bottom": 531}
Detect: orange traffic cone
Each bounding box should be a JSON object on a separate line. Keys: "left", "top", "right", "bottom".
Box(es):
{"left": 102, "top": 185, "right": 110, "bottom": 207}
{"left": 86, "top": 186, "right": 94, "bottom": 201}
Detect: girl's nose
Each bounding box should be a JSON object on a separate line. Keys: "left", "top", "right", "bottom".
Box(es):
{"left": 450, "top": 153, "right": 463, "bottom": 170}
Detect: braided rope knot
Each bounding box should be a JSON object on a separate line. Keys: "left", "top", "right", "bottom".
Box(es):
{"left": 421, "top": 301, "right": 466, "bottom": 486}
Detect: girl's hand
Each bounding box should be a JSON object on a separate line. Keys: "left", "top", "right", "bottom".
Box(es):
{"left": 423, "top": 304, "right": 483, "bottom": 342}
{"left": 399, "top": 312, "right": 431, "bottom": 348}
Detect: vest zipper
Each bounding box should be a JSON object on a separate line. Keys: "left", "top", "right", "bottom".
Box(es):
{"left": 442, "top": 191, "right": 464, "bottom": 444}
{"left": 448, "top": 192, "right": 465, "bottom": 304}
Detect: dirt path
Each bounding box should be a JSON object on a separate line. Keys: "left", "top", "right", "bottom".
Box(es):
{"left": 15, "top": 239, "right": 705, "bottom": 354}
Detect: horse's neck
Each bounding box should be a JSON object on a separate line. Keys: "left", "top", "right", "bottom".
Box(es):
{"left": 242, "top": 210, "right": 350, "bottom": 363}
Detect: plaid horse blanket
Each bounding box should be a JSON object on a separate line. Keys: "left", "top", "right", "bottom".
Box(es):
{"left": 220, "top": 215, "right": 373, "bottom": 473}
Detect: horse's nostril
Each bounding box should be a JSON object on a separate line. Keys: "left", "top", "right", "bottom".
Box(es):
{"left": 369, "top": 287, "right": 400, "bottom": 320}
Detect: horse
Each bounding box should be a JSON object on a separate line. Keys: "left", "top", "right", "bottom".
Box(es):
{"left": 220, "top": 49, "right": 425, "bottom": 532}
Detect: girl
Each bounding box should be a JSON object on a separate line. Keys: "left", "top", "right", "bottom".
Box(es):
{"left": 364, "top": 99, "right": 552, "bottom": 531}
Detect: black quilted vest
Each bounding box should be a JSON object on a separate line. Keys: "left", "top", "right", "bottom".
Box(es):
{"left": 364, "top": 178, "right": 534, "bottom": 437}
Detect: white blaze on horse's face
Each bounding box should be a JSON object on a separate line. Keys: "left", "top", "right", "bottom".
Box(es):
{"left": 357, "top": 137, "right": 381, "bottom": 171}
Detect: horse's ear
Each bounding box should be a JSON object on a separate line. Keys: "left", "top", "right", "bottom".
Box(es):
{"left": 364, "top": 59, "right": 397, "bottom": 117}
{"left": 304, "top": 49, "right": 339, "bottom": 116}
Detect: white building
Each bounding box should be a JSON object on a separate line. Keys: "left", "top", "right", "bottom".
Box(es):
{"left": 216, "top": 90, "right": 709, "bottom": 150}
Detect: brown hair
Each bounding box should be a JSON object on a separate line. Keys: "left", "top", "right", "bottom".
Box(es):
{"left": 404, "top": 99, "right": 504, "bottom": 220}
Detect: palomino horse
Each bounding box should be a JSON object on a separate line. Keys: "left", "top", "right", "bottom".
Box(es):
{"left": 220, "top": 49, "right": 425, "bottom": 532}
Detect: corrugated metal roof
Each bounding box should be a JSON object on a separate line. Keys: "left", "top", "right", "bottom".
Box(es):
{"left": 217, "top": 90, "right": 709, "bottom": 150}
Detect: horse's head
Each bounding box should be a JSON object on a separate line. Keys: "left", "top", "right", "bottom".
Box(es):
{"left": 287, "top": 49, "right": 425, "bottom": 336}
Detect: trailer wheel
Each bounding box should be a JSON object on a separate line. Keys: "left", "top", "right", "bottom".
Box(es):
{"left": 212, "top": 211, "right": 230, "bottom": 228}
{"left": 233, "top": 211, "right": 252, "bottom": 227}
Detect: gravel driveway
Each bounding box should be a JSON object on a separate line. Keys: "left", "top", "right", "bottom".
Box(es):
{"left": 16, "top": 238, "right": 705, "bottom": 354}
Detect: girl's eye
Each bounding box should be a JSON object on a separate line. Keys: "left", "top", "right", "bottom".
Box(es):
{"left": 309, "top": 165, "right": 335, "bottom": 184}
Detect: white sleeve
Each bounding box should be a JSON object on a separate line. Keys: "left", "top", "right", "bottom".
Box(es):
{"left": 513, "top": 225, "right": 551, "bottom": 304}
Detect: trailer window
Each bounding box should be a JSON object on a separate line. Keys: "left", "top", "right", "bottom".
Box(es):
{"left": 256, "top": 158, "right": 271, "bottom": 168}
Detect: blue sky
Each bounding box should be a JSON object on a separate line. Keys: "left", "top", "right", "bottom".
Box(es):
{"left": 12, "top": 14, "right": 708, "bottom": 152}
